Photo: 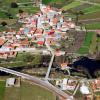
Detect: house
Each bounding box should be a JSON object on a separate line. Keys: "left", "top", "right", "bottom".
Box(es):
{"left": 0, "top": 52, "right": 8, "bottom": 59}
{"left": 95, "top": 79, "right": 100, "bottom": 89}
{"left": 55, "top": 50, "right": 65, "bottom": 56}
{"left": 20, "top": 38, "right": 29, "bottom": 46}
{"left": 7, "top": 51, "right": 17, "bottom": 58}
{"left": 80, "top": 83, "right": 90, "bottom": 95}
{"left": 6, "top": 78, "right": 15, "bottom": 87}
{"left": 46, "top": 38, "right": 56, "bottom": 45}
{"left": 60, "top": 63, "right": 69, "bottom": 70}
{"left": 91, "top": 79, "right": 100, "bottom": 92}
{"left": 0, "top": 38, "right": 5, "bottom": 46}
{"left": 37, "top": 38, "right": 44, "bottom": 46}
{"left": 56, "top": 78, "right": 77, "bottom": 91}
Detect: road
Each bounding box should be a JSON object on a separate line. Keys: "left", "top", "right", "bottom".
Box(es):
{"left": 0, "top": 67, "right": 74, "bottom": 100}
{"left": 45, "top": 54, "right": 54, "bottom": 79}
{"left": 45, "top": 42, "right": 55, "bottom": 80}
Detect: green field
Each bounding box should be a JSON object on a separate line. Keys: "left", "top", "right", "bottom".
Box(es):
{"left": 0, "top": 81, "right": 6, "bottom": 100}
{"left": 4, "top": 81, "right": 56, "bottom": 100}
{"left": 83, "top": 6, "right": 100, "bottom": 14}
{"left": 42, "top": 0, "right": 51, "bottom": 4}
{"left": 0, "top": 53, "right": 41, "bottom": 68}
{"left": 62, "top": 1, "right": 83, "bottom": 10}
{"left": 97, "top": 37, "right": 100, "bottom": 52}
{"left": 89, "top": 33, "right": 97, "bottom": 54}
{"left": 0, "top": 0, "right": 39, "bottom": 19}
{"left": 86, "top": 0, "right": 100, "bottom": 3}
{"left": 77, "top": 32, "right": 94, "bottom": 54}
{"left": 42, "top": 0, "right": 65, "bottom": 4}
{"left": 85, "top": 23, "right": 100, "bottom": 30}
{"left": 19, "top": 6, "right": 40, "bottom": 13}
{"left": 79, "top": 10, "right": 100, "bottom": 20}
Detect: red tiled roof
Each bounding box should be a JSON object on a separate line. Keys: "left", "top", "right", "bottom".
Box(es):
{"left": 0, "top": 38, "right": 5, "bottom": 45}
{"left": 37, "top": 41, "right": 44, "bottom": 45}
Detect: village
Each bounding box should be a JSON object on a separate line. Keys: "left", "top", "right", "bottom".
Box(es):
{"left": 0, "top": 0, "right": 100, "bottom": 100}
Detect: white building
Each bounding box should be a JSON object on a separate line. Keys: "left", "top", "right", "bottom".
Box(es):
{"left": 6, "top": 78, "right": 15, "bottom": 87}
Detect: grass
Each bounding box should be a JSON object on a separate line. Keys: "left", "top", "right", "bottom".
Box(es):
{"left": 42, "top": 0, "right": 51, "bottom": 4}
{"left": 83, "top": 32, "right": 94, "bottom": 46}
{"left": 4, "top": 87, "right": 20, "bottom": 100}
{"left": 77, "top": 32, "right": 94, "bottom": 54}
{"left": 19, "top": 6, "right": 40, "bottom": 13}
{"left": 79, "top": 10, "right": 100, "bottom": 20}
{"left": 0, "top": 80, "right": 6, "bottom": 100}
{"left": 0, "top": 25, "right": 7, "bottom": 32}
{"left": 0, "top": 53, "right": 41, "bottom": 68}
{"left": 4, "top": 81, "right": 56, "bottom": 100}
{"left": 85, "top": 23, "right": 100, "bottom": 30}
{"left": 74, "top": 89, "right": 83, "bottom": 100}
{"left": 83, "top": 6, "right": 100, "bottom": 14}
{"left": 0, "top": 11, "right": 8, "bottom": 18}
{"left": 89, "top": 33, "right": 97, "bottom": 54}
{"left": 0, "top": 0, "right": 39, "bottom": 19}
{"left": 62, "top": 1, "right": 83, "bottom": 10}
{"left": 97, "top": 37, "right": 100, "bottom": 52}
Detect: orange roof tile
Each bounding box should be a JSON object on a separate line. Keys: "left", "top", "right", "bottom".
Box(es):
{"left": 0, "top": 38, "right": 5, "bottom": 45}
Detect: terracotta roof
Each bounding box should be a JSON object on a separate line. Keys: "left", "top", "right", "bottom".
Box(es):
{"left": 0, "top": 38, "right": 5, "bottom": 45}
{"left": 37, "top": 41, "right": 44, "bottom": 45}
{"left": 61, "top": 63, "right": 68, "bottom": 68}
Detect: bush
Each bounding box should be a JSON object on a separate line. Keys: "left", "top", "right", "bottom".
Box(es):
{"left": 1, "top": 21, "right": 7, "bottom": 26}
{"left": 11, "top": 2, "right": 18, "bottom": 8}
{"left": 19, "top": 9, "right": 24, "bottom": 13}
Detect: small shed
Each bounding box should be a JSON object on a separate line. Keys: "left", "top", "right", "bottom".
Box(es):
{"left": 6, "top": 78, "right": 15, "bottom": 87}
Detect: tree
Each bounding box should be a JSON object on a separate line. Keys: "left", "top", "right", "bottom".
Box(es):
{"left": 19, "top": 9, "right": 24, "bottom": 13}
{"left": 94, "top": 70, "right": 100, "bottom": 78}
{"left": 32, "top": 54, "right": 42, "bottom": 65}
{"left": 23, "top": 53, "right": 35, "bottom": 62}
{"left": 5, "top": 12, "right": 13, "bottom": 19}
{"left": 75, "top": 11, "right": 84, "bottom": 25}
{"left": 11, "top": 2, "right": 18, "bottom": 8}
{"left": 1, "top": 21, "right": 7, "bottom": 26}
{"left": 22, "top": 53, "right": 42, "bottom": 66}
{"left": 69, "top": 10, "right": 84, "bottom": 25}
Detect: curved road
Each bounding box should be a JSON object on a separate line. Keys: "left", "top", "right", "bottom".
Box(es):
{"left": 0, "top": 67, "right": 74, "bottom": 100}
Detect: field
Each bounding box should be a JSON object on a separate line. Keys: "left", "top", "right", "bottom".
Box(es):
{"left": 83, "top": 6, "right": 100, "bottom": 14}
{"left": 42, "top": 0, "right": 65, "bottom": 4}
{"left": 85, "top": 23, "right": 100, "bottom": 30}
{"left": 97, "top": 37, "right": 100, "bottom": 52}
{"left": 62, "top": 1, "right": 83, "bottom": 10}
{"left": 42, "top": 0, "right": 51, "bottom": 4}
{"left": 84, "top": 0, "right": 100, "bottom": 3}
{"left": 89, "top": 33, "right": 97, "bottom": 54}
{"left": 0, "top": 0, "right": 39, "bottom": 19}
{"left": 0, "top": 53, "right": 42, "bottom": 68}
{"left": 4, "top": 81, "right": 56, "bottom": 100}
{"left": 79, "top": 10, "right": 100, "bottom": 20}
{"left": 0, "top": 80, "right": 6, "bottom": 100}
{"left": 77, "top": 32, "right": 94, "bottom": 54}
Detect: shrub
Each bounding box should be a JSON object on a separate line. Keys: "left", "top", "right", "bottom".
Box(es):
{"left": 11, "top": 2, "right": 18, "bottom": 8}
{"left": 1, "top": 21, "right": 7, "bottom": 26}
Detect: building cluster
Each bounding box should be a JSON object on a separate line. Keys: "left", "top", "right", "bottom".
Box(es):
{"left": 56, "top": 78, "right": 100, "bottom": 100}
{"left": 56, "top": 78, "right": 77, "bottom": 91}
{"left": 0, "top": 4, "right": 76, "bottom": 59}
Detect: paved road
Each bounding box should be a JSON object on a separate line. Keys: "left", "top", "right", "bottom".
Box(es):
{"left": 45, "top": 54, "right": 54, "bottom": 79}
{"left": 0, "top": 67, "right": 74, "bottom": 100}
{"left": 45, "top": 42, "right": 55, "bottom": 80}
